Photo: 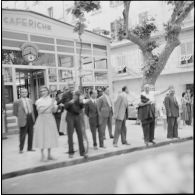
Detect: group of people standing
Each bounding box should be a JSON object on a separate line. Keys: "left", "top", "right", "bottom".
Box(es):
{"left": 13, "top": 83, "right": 193, "bottom": 161}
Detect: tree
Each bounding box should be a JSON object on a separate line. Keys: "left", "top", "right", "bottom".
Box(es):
{"left": 71, "top": 1, "right": 100, "bottom": 92}
{"left": 71, "top": 1, "right": 194, "bottom": 90}
{"left": 121, "top": 1, "right": 194, "bottom": 89}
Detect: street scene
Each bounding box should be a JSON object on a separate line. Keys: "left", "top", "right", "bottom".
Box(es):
{"left": 1, "top": 1, "right": 194, "bottom": 194}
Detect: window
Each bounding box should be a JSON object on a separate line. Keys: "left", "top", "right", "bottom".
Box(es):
{"left": 81, "top": 56, "right": 93, "bottom": 70}
{"left": 94, "top": 57, "right": 107, "bottom": 69}
{"left": 33, "top": 53, "right": 56, "bottom": 67}
{"left": 180, "top": 42, "right": 194, "bottom": 65}
{"left": 48, "top": 68, "right": 57, "bottom": 82}
{"left": 2, "top": 67, "right": 12, "bottom": 82}
{"left": 116, "top": 55, "right": 127, "bottom": 73}
{"left": 138, "top": 11, "right": 148, "bottom": 24}
{"left": 3, "top": 86, "right": 13, "bottom": 104}
{"left": 82, "top": 75, "right": 93, "bottom": 83}
{"left": 58, "top": 70, "right": 73, "bottom": 82}
{"left": 94, "top": 72, "right": 108, "bottom": 82}
{"left": 2, "top": 49, "right": 28, "bottom": 65}
{"left": 48, "top": 7, "right": 53, "bottom": 18}
{"left": 58, "top": 55, "right": 73, "bottom": 68}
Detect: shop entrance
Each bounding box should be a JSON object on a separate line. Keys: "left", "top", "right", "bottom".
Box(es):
{"left": 15, "top": 68, "right": 46, "bottom": 103}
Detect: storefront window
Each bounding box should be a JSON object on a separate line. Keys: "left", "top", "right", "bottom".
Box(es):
{"left": 3, "top": 85, "right": 13, "bottom": 104}
{"left": 2, "top": 67, "right": 12, "bottom": 82}
{"left": 94, "top": 72, "right": 108, "bottom": 83}
{"left": 94, "top": 57, "right": 107, "bottom": 69}
{"left": 58, "top": 55, "right": 74, "bottom": 67}
{"left": 81, "top": 56, "right": 93, "bottom": 70}
{"left": 48, "top": 68, "right": 57, "bottom": 82}
{"left": 2, "top": 49, "right": 28, "bottom": 65}
{"left": 58, "top": 69, "right": 74, "bottom": 83}
{"left": 82, "top": 75, "right": 93, "bottom": 83}
{"left": 33, "top": 53, "right": 56, "bottom": 67}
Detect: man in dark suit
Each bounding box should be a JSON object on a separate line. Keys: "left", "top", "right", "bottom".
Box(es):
{"left": 85, "top": 90, "right": 103, "bottom": 149}
{"left": 57, "top": 84, "right": 73, "bottom": 108}
{"left": 138, "top": 95, "right": 155, "bottom": 146}
{"left": 97, "top": 87, "right": 114, "bottom": 141}
{"left": 13, "top": 88, "right": 35, "bottom": 153}
{"left": 65, "top": 91, "right": 87, "bottom": 158}
{"left": 164, "top": 86, "right": 180, "bottom": 139}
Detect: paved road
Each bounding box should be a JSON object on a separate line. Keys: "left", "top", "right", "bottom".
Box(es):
{"left": 2, "top": 140, "right": 193, "bottom": 194}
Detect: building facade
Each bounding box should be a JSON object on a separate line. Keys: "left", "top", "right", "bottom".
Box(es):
{"left": 2, "top": 9, "right": 111, "bottom": 133}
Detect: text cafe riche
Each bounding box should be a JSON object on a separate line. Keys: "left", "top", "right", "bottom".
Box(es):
{"left": 3, "top": 16, "right": 51, "bottom": 31}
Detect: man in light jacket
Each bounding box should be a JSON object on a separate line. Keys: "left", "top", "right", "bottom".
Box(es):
{"left": 97, "top": 87, "right": 114, "bottom": 142}
{"left": 113, "top": 86, "right": 130, "bottom": 147}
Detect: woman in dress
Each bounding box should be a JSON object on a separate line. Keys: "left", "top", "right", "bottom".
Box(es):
{"left": 33, "top": 86, "right": 59, "bottom": 161}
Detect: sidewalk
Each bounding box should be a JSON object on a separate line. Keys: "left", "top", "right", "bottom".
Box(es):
{"left": 2, "top": 120, "right": 193, "bottom": 179}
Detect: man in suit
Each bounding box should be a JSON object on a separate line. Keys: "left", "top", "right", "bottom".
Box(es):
{"left": 13, "top": 88, "right": 35, "bottom": 153}
{"left": 57, "top": 84, "right": 73, "bottom": 108}
{"left": 113, "top": 86, "right": 130, "bottom": 147}
{"left": 164, "top": 86, "right": 180, "bottom": 139}
{"left": 97, "top": 87, "right": 114, "bottom": 141}
{"left": 65, "top": 91, "right": 87, "bottom": 158}
{"left": 85, "top": 90, "right": 103, "bottom": 149}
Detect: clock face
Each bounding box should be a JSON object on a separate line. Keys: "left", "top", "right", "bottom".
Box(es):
{"left": 28, "top": 54, "right": 36, "bottom": 62}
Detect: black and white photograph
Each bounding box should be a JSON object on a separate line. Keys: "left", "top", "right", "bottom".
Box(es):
{"left": 1, "top": 1, "right": 194, "bottom": 194}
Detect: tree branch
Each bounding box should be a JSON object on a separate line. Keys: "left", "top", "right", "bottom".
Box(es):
{"left": 170, "top": 1, "right": 185, "bottom": 23}
{"left": 123, "top": 1, "right": 131, "bottom": 36}
{"left": 175, "top": 1, "right": 194, "bottom": 24}
{"left": 156, "top": 38, "right": 180, "bottom": 74}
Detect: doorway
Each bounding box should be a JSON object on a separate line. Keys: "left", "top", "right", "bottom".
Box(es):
{"left": 16, "top": 68, "right": 46, "bottom": 103}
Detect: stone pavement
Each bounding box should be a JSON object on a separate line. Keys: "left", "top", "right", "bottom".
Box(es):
{"left": 2, "top": 120, "right": 193, "bottom": 179}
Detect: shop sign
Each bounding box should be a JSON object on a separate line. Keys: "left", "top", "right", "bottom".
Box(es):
{"left": 3, "top": 15, "right": 51, "bottom": 31}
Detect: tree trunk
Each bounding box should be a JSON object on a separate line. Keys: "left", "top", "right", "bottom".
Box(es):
{"left": 79, "top": 34, "right": 83, "bottom": 92}
{"left": 141, "top": 39, "right": 180, "bottom": 90}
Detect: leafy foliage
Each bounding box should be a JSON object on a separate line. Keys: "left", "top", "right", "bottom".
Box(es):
{"left": 163, "top": 22, "right": 181, "bottom": 41}
{"left": 132, "top": 17, "right": 157, "bottom": 40}
{"left": 142, "top": 54, "right": 159, "bottom": 77}
{"left": 72, "top": 1, "right": 101, "bottom": 35}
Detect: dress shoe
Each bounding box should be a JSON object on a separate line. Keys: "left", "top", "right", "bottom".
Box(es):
{"left": 123, "top": 142, "right": 131, "bottom": 145}
{"left": 94, "top": 146, "right": 98, "bottom": 150}
{"left": 113, "top": 144, "right": 118, "bottom": 147}
{"left": 69, "top": 154, "right": 74, "bottom": 158}
{"left": 110, "top": 135, "right": 114, "bottom": 139}
{"left": 145, "top": 142, "right": 149, "bottom": 147}
{"left": 150, "top": 141, "right": 156, "bottom": 145}
{"left": 59, "top": 132, "right": 64, "bottom": 136}
{"left": 100, "top": 145, "right": 106, "bottom": 149}
{"left": 48, "top": 156, "right": 56, "bottom": 160}
{"left": 19, "top": 150, "right": 23, "bottom": 154}
{"left": 83, "top": 154, "right": 88, "bottom": 159}
{"left": 27, "top": 149, "right": 36, "bottom": 152}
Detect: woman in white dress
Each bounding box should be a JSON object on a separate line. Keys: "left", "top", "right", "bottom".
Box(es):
{"left": 33, "top": 86, "right": 59, "bottom": 161}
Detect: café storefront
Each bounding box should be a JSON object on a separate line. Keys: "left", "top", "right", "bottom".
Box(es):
{"left": 2, "top": 9, "right": 112, "bottom": 133}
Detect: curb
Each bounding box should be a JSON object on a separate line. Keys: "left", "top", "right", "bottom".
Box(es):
{"left": 2, "top": 136, "right": 193, "bottom": 180}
